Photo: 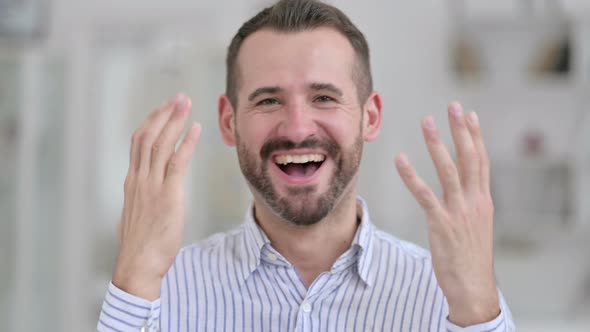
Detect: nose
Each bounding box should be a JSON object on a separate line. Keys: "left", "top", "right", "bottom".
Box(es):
{"left": 276, "top": 100, "right": 318, "bottom": 143}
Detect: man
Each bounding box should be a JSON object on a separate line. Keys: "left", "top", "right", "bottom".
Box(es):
{"left": 97, "top": 0, "right": 514, "bottom": 331}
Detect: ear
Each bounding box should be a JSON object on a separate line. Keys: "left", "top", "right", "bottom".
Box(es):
{"left": 362, "top": 91, "right": 382, "bottom": 142}
{"left": 218, "top": 95, "right": 237, "bottom": 146}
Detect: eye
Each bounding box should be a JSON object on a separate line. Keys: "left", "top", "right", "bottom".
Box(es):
{"left": 256, "top": 98, "right": 279, "bottom": 106}
{"left": 314, "top": 95, "right": 335, "bottom": 103}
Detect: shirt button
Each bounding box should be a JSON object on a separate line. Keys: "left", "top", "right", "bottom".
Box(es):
{"left": 268, "top": 253, "right": 278, "bottom": 261}
{"left": 301, "top": 301, "right": 312, "bottom": 313}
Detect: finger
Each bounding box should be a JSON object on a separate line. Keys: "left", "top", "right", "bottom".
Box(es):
{"left": 466, "top": 111, "right": 490, "bottom": 193}
{"left": 129, "top": 100, "right": 173, "bottom": 174}
{"left": 149, "top": 95, "right": 192, "bottom": 182}
{"left": 165, "top": 122, "right": 202, "bottom": 186}
{"left": 137, "top": 95, "right": 182, "bottom": 178}
{"left": 129, "top": 129, "right": 142, "bottom": 173}
{"left": 447, "top": 102, "right": 479, "bottom": 191}
{"left": 421, "top": 116, "right": 463, "bottom": 205}
{"left": 395, "top": 153, "right": 444, "bottom": 216}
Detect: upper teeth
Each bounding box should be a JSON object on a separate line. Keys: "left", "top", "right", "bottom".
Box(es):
{"left": 274, "top": 154, "right": 325, "bottom": 165}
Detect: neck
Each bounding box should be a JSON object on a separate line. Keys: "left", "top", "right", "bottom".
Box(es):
{"left": 253, "top": 188, "right": 360, "bottom": 288}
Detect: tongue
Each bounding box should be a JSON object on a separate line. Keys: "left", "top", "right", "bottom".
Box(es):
{"left": 283, "top": 162, "right": 320, "bottom": 177}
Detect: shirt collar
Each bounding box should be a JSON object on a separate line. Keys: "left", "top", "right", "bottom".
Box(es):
{"left": 352, "top": 197, "right": 376, "bottom": 287}
{"left": 238, "top": 196, "right": 377, "bottom": 287}
{"left": 238, "top": 206, "right": 270, "bottom": 288}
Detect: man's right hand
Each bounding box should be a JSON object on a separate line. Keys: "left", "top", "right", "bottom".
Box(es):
{"left": 112, "top": 93, "right": 202, "bottom": 301}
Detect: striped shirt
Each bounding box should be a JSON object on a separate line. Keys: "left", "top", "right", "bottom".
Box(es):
{"left": 97, "top": 198, "right": 515, "bottom": 331}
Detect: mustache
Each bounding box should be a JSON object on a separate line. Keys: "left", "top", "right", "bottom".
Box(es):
{"left": 260, "top": 137, "right": 339, "bottom": 161}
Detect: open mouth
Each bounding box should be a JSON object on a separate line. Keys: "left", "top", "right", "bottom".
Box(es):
{"left": 273, "top": 153, "right": 326, "bottom": 181}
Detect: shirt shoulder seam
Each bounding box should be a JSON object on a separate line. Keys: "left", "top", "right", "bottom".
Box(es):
{"left": 179, "top": 225, "right": 247, "bottom": 254}
{"left": 373, "top": 229, "right": 431, "bottom": 261}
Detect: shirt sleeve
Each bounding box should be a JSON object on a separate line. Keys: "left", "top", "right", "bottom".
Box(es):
{"left": 96, "top": 282, "right": 162, "bottom": 332}
{"left": 445, "top": 289, "right": 515, "bottom": 332}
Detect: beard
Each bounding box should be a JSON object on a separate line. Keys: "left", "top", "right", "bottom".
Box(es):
{"left": 236, "top": 130, "right": 363, "bottom": 226}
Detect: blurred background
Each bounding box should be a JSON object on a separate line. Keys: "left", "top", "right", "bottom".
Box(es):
{"left": 0, "top": 0, "right": 589, "bottom": 331}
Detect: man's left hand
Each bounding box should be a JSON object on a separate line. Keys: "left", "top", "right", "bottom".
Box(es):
{"left": 395, "top": 101, "right": 500, "bottom": 327}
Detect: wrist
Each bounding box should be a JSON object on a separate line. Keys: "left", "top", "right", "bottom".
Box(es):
{"left": 112, "top": 255, "right": 164, "bottom": 301}
{"left": 447, "top": 293, "right": 500, "bottom": 327}
{"left": 112, "top": 269, "right": 162, "bottom": 301}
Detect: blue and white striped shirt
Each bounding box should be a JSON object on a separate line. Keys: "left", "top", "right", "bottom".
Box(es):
{"left": 97, "top": 198, "right": 515, "bottom": 331}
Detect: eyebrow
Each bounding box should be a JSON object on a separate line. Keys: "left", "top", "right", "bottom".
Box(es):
{"left": 248, "top": 86, "right": 283, "bottom": 101}
{"left": 246, "top": 82, "right": 344, "bottom": 102}
{"left": 309, "top": 82, "right": 343, "bottom": 97}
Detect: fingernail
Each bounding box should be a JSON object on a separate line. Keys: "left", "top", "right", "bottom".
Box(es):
{"left": 175, "top": 93, "right": 192, "bottom": 111}
{"left": 174, "top": 93, "right": 185, "bottom": 103}
{"left": 468, "top": 111, "right": 479, "bottom": 126}
{"left": 181, "top": 97, "right": 192, "bottom": 110}
{"left": 396, "top": 154, "right": 409, "bottom": 167}
{"left": 450, "top": 102, "right": 463, "bottom": 119}
{"left": 423, "top": 116, "right": 436, "bottom": 130}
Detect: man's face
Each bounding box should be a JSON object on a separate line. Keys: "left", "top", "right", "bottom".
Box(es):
{"left": 231, "top": 28, "right": 366, "bottom": 225}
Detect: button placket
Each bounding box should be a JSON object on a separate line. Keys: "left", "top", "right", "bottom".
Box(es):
{"left": 301, "top": 301, "right": 312, "bottom": 313}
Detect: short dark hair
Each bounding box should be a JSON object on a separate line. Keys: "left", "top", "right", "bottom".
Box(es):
{"left": 225, "top": 0, "right": 373, "bottom": 108}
